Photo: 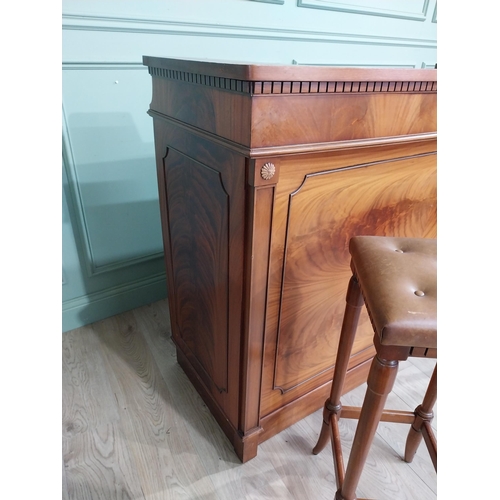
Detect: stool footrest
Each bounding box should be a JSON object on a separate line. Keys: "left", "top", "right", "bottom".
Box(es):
{"left": 341, "top": 406, "right": 416, "bottom": 424}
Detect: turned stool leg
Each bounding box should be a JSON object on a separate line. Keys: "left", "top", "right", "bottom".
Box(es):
{"left": 404, "top": 364, "right": 437, "bottom": 469}
{"left": 337, "top": 356, "right": 399, "bottom": 500}
{"left": 313, "top": 276, "right": 364, "bottom": 457}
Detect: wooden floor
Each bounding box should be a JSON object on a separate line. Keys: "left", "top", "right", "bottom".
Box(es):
{"left": 62, "top": 299, "right": 437, "bottom": 500}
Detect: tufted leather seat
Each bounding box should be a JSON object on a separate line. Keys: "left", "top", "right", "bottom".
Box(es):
{"left": 312, "top": 236, "right": 437, "bottom": 500}
{"left": 350, "top": 236, "right": 437, "bottom": 349}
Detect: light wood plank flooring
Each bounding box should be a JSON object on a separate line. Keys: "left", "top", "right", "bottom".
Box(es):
{"left": 62, "top": 299, "right": 437, "bottom": 500}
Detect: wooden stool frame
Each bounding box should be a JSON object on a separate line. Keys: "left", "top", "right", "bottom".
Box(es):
{"left": 313, "top": 273, "right": 437, "bottom": 500}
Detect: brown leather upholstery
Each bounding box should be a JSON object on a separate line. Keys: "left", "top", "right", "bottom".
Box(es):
{"left": 349, "top": 236, "right": 437, "bottom": 349}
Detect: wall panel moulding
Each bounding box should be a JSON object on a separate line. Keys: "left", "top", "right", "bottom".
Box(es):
{"left": 297, "top": 1, "right": 431, "bottom": 21}
{"left": 61, "top": 14, "right": 435, "bottom": 49}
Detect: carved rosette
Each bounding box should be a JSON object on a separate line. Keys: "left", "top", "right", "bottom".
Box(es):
{"left": 260, "top": 162, "right": 276, "bottom": 180}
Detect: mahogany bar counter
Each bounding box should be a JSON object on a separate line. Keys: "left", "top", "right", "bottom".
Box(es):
{"left": 143, "top": 56, "right": 437, "bottom": 462}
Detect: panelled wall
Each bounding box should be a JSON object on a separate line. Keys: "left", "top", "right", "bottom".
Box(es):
{"left": 62, "top": 0, "right": 437, "bottom": 332}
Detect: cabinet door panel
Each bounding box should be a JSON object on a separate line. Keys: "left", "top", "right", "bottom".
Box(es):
{"left": 261, "top": 151, "right": 436, "bottom": 415}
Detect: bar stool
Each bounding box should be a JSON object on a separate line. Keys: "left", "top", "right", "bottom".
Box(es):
{"left": 313, "top": 236, "right": 437, "bottom": 500}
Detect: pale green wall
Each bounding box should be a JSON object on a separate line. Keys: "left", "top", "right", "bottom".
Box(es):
{"left": 62, "top": 0, "right": 437, "bottom": 332}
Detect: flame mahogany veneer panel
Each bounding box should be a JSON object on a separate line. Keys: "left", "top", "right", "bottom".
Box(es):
{"left": 144, "top": 57, "right": 437, "bottom": 462}
{"left": 150, "top": 77, "right": 253, "bottom": 147}
{"left": 251, "top": 92, "right": 436, "bottom": 148}
{"left": 260, "top": 149, "right": 436, "bottom": 416}
{"left": 164, "top": 149, "right": 230, "bottom": 395}
{"left": 153, "top": 119, "right": 247, "bottom": 429}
